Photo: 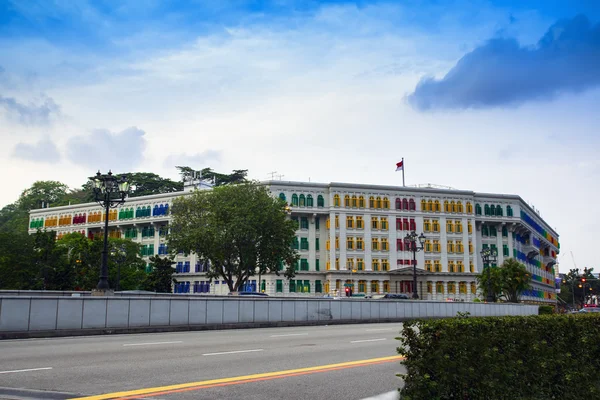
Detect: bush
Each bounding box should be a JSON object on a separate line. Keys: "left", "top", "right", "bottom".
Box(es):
{"left": 397, "top": 314, "right": 600, "bottom": 400}
{"left": 473, "top": 298, "right": 481, "bottom": 303}
{"left": 538, "top": 305, "right": 554, "bottom": 315}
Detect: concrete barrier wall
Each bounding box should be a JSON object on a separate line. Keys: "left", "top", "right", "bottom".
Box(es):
{"left": 0, "top": 296, "right": 538, "bottom": 338}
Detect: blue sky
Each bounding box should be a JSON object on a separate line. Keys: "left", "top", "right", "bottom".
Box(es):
{"left": 1, "top": 0, "right": 599, "bottom": 273}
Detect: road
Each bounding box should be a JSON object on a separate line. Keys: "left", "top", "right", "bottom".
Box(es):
{"left": 0, "top": 323, "right": 405, "bottom": 400}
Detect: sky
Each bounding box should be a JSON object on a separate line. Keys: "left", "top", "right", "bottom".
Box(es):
{"left": 1, "top": 0, "right": 599, "bottom": 273}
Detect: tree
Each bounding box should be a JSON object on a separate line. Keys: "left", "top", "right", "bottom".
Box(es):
{"left": 169, "top": 182, "right": 299, "bottom": 292}
{"left": 476, "top": 259, "right": 532, "bottom": 303}
{"left": 142, "top": 256, "right": 175, "bottom": 293}
{"left": 175, "top": 166, "right": 248, "bottom": 187}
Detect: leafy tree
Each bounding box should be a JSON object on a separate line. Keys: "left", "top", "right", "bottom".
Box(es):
{"left": 477, "top": 259, "right": 532, "bottom": 303}
{"left": 176, "top": 166, "right": 248, "bottom": 187}
{"left": 0, "top": 231, "right": 37, "bottom": 289}
{"left": 142, "top": 256, "right": 176, "bottom": 293}
{"left": 169, "top": 182, "right": 298, "bottom": 292}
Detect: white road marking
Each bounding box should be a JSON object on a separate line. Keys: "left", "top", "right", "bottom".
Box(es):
{"left": 270, "top": 333, "right": 309, "bottom": 337}
{"left": 123, "top": 341, "right": 183, "bottom": 347}
{"left": 350, "top": 338, "right": 387, "bottom": 343}
{"left": 365, "top": 328, "right": 394, "bottom": 332}
{"left": 203, "top": 349, "right": 264, "bottom": 356}
{"left": 0, "top": 367, "right": 53, "bottom": 374}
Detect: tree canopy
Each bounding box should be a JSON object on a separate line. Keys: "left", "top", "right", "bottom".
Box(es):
{"left": 176, "top": 167, "right": 248, "bottom": 187}
{"left": 142, "top": 256, "right": 176, "bottom": 293}
{"left": 168, "top": 182, "right": 298, "bottom": 292}
{"left": 477, "top": 259, "right": 532, "bottom": 303}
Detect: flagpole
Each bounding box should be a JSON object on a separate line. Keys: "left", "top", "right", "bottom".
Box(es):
{"left": 402, "top": 157, "right": 405, "bottom": 187}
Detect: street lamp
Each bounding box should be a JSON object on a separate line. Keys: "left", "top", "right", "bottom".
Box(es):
{"left": 404, "top": 231, "right": 426, "bottom": 299}
{"left": 89, "top": 171, "right": 130, "bottom": 292}
{"left": 480, "top": 247, "right": 498, "bottom": 303}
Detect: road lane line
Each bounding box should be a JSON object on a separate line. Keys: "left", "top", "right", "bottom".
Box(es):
{"left": 202, "top": 349, "right": 263, "bottom": 356}
{"left": 350, "top": 338, "right": 387, "bottom": 343}
{"left": 68, "top": 355, "right": 405, "bottom": 400}
{"left": 270, "top": 333, "right": 309, "bottom": 337}
{"left": 365, "top": 328, "right": 393, "bottom": 332}
{"left": 0, "top": 367, "right": 53, "bottom": 374}
{"left": 122, "top": 341, "right": 182, "bottom": 347}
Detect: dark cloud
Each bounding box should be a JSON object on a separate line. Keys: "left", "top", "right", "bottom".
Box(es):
{"left": 163, "top": 150, "right": 222, "bottom": 169}
{"left": 12, "top": 138, "right": 61, "bottom": 163}
{"left": 67, "top": 127, "right": 147, "bottom": 172}
{"left": 408, "top": 14, "right": 600, "bottom": 110}
{"left": 0, "top": 95, "right": 61, "bottom": 125}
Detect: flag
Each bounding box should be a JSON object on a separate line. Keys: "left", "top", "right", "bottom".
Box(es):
{"left": 395, "top": 161, "right": 404, "bottom": 171}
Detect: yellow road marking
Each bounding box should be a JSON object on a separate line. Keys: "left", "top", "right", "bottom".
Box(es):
{"left": 69, "top": 355, "right": 404, "bottom": 400}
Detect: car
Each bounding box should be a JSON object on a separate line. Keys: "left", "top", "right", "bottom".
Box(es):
{"left": 578, "top": 307, "right": 600, "bottom": 313}
{"left": 381, "top": 293, "right": 410, "bottom": 300}
{"left": 237, "top": 292, "right": 269, "bottom": 297}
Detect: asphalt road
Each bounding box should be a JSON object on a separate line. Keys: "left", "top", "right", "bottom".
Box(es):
{"left": 0, "top": 323, "right": 405, "bottom": 400}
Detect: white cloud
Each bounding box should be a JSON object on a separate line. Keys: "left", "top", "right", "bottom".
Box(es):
{"left": 12, "top": 137, "right": 61, "bottom": 163}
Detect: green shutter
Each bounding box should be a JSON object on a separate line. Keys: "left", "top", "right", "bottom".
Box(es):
{"left": 315, "top": 280, "right": 322, "bottom": 293}
{"left": 289, "top": 280, "right": 296, "bottom": 292}
{"left": 315, "top": 238, "right": 320, "bottom": 251}
{"left": 315, "top": 259, "right": 320, "bottom": 271}
{"left": 304, "top": 280, "right": 310, "bottom": 293}
{"left": 276, "top": 280, "right": 283, "bottom": 292}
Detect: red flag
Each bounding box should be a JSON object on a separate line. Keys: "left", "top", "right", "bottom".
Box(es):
{"left": 395, "top": 161, "right": 404, "bottom": 171}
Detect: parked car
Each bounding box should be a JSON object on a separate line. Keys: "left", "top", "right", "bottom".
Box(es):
{"left": 381, "top": 293, "right": 410, "bottom": 300}
{"left": 578, "top": 307, "right": 600, "bottom": 313}
{"left": 237, "top": 292, "right": 269, "bottom": 297}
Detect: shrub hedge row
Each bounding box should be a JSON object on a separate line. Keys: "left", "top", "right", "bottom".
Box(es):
{"left": 397, "top": 314, "right": 600, "bottom": 400}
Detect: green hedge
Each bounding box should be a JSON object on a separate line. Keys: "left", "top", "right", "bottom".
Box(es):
{"left": 397, "top": 315, "right": 600, "bottom": 400}
{"left": 538, "top": 305, "right": 554, "bottom": 315}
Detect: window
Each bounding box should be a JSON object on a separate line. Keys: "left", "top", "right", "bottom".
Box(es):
{"left": 336, "top": 258, "right": 340, "bottom": 270}
{"left": 334, "top": 194, "right": 340, "bottom": 207}
{"left": 469, "top": 241, "right": 473, "bottom": 254}
{"left": 381, "top": 238, "right": 389, "bottom": 251}
{"left": 424, "top": 219, "right": 431, "bottom": 232}
{"left": 425, "top": 260, "right": 432, "bottom": 271}
{"left": 351, "top": 195, "right": 358, "bottom": 208}
{"left": 372, "top": 259, "right": 380, "bottom": 271}
{"left": 300, "top": 259, "right": 309, "bottom": 271}
{"left": 456, "top": 240, "right": 464, "bottom": 253}
{"left": 357, "top": 258, "right": 364, "bottom": 270}
{"left": 396, "top": 218, "right": 402, "bottom": 230}
{"left": 315, "top": 217, "right": 319, "bottom": 230}
{"left": 436, "top": 282, "right": 444, "bottom": 293}
{"left": 380, "top": 217, "right": 388, "bottom": 230}
{"left": 403, "top": 218, "right": 409, "bottom": 230}
{"left": 316, "top": 259, "right": 320, "bottom": 271}
{"left": 421, "top": 199, "right": 427, "bottom": 211}
{"left": 376, "top": 196, "right": 382, "bottom": 209}
{"left": 471, "top": 282, "right": 477, "bottom": 294}
{"left": 455, "top": 221, "right": 463, "bottom": 233}
{"left": 466, "top": 202, "right": 473, "bottom": 214}
{"left": 371, "top": 217, "right": 379, "bottom": 230}
{"left": 451, "top": 201, "right": 457, "bottom": 213}
{"left": 410, "top": 219, "right": 416, "bottom": 231}
{"left": 424, "top": 240, "right": 432, "bottom": 252}
{"left": 459, "top": 282, "right": 467, "bottom": 294}
{"left": 335, "top": 236, "right": 339, "bottom": 249}
{"left": 395, "top": 198, "right": 401, "bottom": 209}
{"left": 289, "top": 280, "right": 296, "bottom": 293}
{"left": 382, "top": 259, "right": 389, "bottom": 271}
{"left": 356, "top": 216, "right": 364, "bottom": 229}
{"left": 292, "top": 194, "right": 299, "bottom": 206}
{"left": 335, "top": 215, "right": 339, "bottom": 228}
{"left": 507, "top": 205, "right": 513, "bottom": 217}
{"left": 358, "top": 196, "right": 365, "bottom": 208}
{"left": 482, "top": 225, "right": 489, "bottom": 236}
{"left": 371, "top": 281, "right": 379, "bottom": 293}
{"left": 447, "top": 241, "right": 455, "bottom": 253}
{"left": 316, "top": 238, "right": 320, "bottom": 251}
{"left": 446, "top": 220, "right": 454, "bottom": 233}
{"left": 503, "top": 244, "right": 509, "bottom": 257}
{"left": 397, "top": 239, "right": 404, "bottom": 251}
{"left": 315, "top": 280, "right": 323, "bottom": 293}
{"left": 468, "top": 221, "right": 473, "bottom": 234}
{"left": 299, "top": 194, "right": 306, "bottom": 207}
{"left": 426, "top": 200, "right": 433, "bottom": 211}
{"left": 457, "top": 201, "right": 464, "bottom": 213}
{"left": 433, "top": 240, "right": 441, "bottom": 252}
{"left": 434, "top": 200, "right": 441, "bottom": 212}
{"left": 496, "top": 205, "right": 503, "bottom": 216}
{"left": 402, "top": 198, "right": 409, "bottom": 210}
{"left": 326, "top": 260, "right": 331, "bottom": 270}
{"left": 300, "top": 238, "right": 309, "bottom": 250}
{"left": 347, "top": 258, "right": 354, "bottom": 270}
{"left": 470, "top": 261, "right": 475, "bottom": 273}
{"left": 307, "top": 195, "right": 313, "bottom": 207}
{"left": 434, "top": 260, "right": 442, "bottom": 272}
{"left": 409, "top": 199, "right": 416, "bottom": 210}
{"left": 344, "top": 195, "right": 351, "bottom": 207}
{"left": 444, "top": 200, "right": 451, "bottom": 213}
{"left": 484, "top": 204, "right": 490, "bottom": 216}
{"left": 432, "top": 220, "right": 440, "bottom": 232}
{"left": 326, "top": 218, "right": 330, "bottom": 229}
{"left": 502, "top": 226, "right": 508, "bottom": 237}
{"left": 317, "top": 195, "right": 324, "bottom": 207}
{"left": 383, "top": 197, "right": 390, "bottom": 209}
{"left": 292, "top": 237, "right": 299, "bottom": 249}
{"left": 448, "top": 282, "right": 456, "bottom": 294}
{"left": 383, "top": 280, "right": 390, "bottom": 292}
{"left": 457, "top": 261, "right": 465, "bottom": 272}
{"left": 357, "top": 237, "right": 364, "bottom": 250}
{"left": 300, "top": 217, "right": 308, "bottom": 230}
{"left": 448, "top": 261, "right": 456, "bottom": 273}
{"left": 372, "top": 238, "right": 379, "bottom": 251}
{"left": 427, "top": 282, "right": 433, "bottom": 293}
{"left": 347, "top": 216, "right": 354, "bottom": 229}
{"left": 476, "top": 204, "right": 482, "bottom": 215}
{"left": 369, "top": 196, "right": 375, "bottom": 208}
{"left": 347, "top": 237, "right": 354, "bottom": 250}
{"left": 490, "top": 226, "right": 497, "bottom": 237}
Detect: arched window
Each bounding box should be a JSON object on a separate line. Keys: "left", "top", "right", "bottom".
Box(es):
{"left": 395, "top": 198, "right": 401, "bottom": 210}
{"left": 159, "top": 204, "right": 165, "bottom": 215}
{"left": 299, "top": 194, "right": 306, "bottom": 207}
{"left": 444, "top": 201, "right": 450, "bottom": 213}
{"left": 358, "top": 196, "right": 365, "bottom": 208}
{"left": 376, "top": 196, "right": 382, "bottom": 209}
{"left": 317, "top": 195, "right": 324, "bottom": 207}
{"left": 506, "top": 205, "right": 513, "bottom": 217}
{"left": 448, "top": 282, "right": 456, "bottom": 294}
{"left": 436, "top": 282, "right": 445, "bottom": 294}
{"left": 421, "top": 199, "right": 427, "bottom": 211}
{"left": 466, "top": 202, "right": 473, "bottom": 214}
{"left": 475, "top": 204, "right": 482, "bottom": 215}
{"left": 292, "top": 194, "right": 299, "bottom": 206}
{"left": 333, "top": 194, "right": 340, "bottom": 207}
{"left": 344, "top": 195, "right": 351, "bottom": 207}
{"left": 484, "top": 204, "right": 490, "bottom": 216}
{"left": 369, "top": 196, "right": 375, "bottom": 208}
{"left": 457, "top": 201, "right": 463, "bottom": 213}
{"left": 402, "top": 198, "right": 409, "bottom": 210}
{"left": 427, "top": 282, "right": 433, "bottom": 293}
{"left": 496, "top": 205, "right": 503, "bottom": 216}
{"left": 470, "top": 282, "right": 477, "bottom": 294}
{"left": 451, "top": 201, "right": 456, "bottom": 213}
{"left": 136, "top": 207, "right": 141, "bottom": 218}
{"left": 434, "top": 200, "right": 441, "bottom": 212}
{"left": 306, "top": 195, "right": 313, "bottom": 207}
{"left": 153, "top": 205, "right": 159, "bottom": 216}
{"left": 146, "top": 206, "right": 152, "bottom": 217}
{"left": 351, "top": 195, "right": 358, "bottom": 208}
{"left": 489, "top": 204, "right": 495, "bottom": 216}
{"left": 164, "top": 204, "right": 169, "bottom": 215}
{"left": 409, "top": 199, "right": 416, "bottom": 211}
{"left": 383, "top": 197, "right": 390, "bottom": 209}
{"left": 279, "top": 193, "right": 286, "bottom": 202}
{"left": 427, "top": 200, "right": 433, "bottom": 211}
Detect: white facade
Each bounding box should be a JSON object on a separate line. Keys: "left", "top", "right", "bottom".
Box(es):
{"left": 28, "top": 180, "right": 560, "bottom": 303}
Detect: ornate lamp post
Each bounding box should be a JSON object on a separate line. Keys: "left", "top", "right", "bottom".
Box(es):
{"left": 89, "top": 171, "right": 130, "bottom": 293}
{"left": 404, "top": 231, "right": 426, "bottom": 299}
{"left": 480, "top": 247, "right": 498, "bottom": 302}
